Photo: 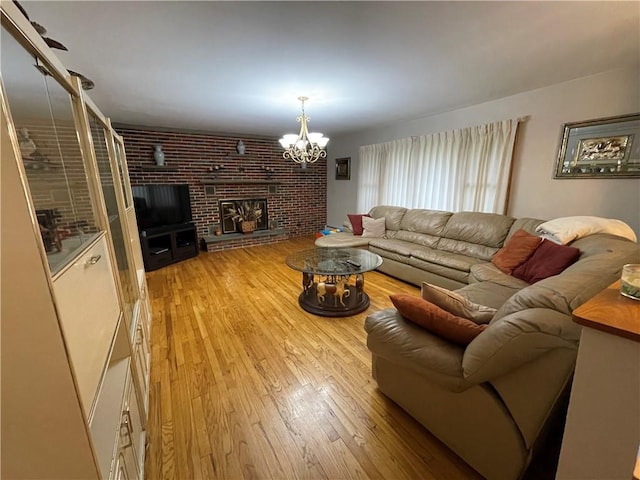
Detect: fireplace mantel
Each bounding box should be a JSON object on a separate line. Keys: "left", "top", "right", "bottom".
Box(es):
{"left": 200, "top": 179, "right": 281, "bottom": 185}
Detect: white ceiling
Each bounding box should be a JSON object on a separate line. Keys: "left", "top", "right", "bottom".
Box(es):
{"left": 19, "top": 1, "right": 640, "bottom": 138}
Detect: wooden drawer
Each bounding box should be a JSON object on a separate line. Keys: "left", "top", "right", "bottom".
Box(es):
{"left": 53, "top": 235, "right": 120, "bottom": 414}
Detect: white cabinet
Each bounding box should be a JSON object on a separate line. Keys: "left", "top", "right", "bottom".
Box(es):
{"left": 1, "top": 3, "right": 151, "bottom": 478}
{"left": 53, "top": 236, "right": 121, "bottom": 415}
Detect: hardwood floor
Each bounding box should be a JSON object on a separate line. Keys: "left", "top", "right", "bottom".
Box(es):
{"left": 143, "top": 236, "right": 485, "bottom": 479}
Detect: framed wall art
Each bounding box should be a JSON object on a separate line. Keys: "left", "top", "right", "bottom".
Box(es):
{"left": 335, "top": 157, "right": 351, "bottom": 180}
{"left": 554, "top": 113, "right": 640, "bottom": 178}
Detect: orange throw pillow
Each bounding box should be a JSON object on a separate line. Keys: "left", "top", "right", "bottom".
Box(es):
{"left": 389, "top": 294, "right": 488, "bottom": 346}
{"left": 491, "top": 229, "right": 543, "bottom": 274}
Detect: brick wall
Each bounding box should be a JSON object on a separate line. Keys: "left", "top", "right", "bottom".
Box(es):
{"left": 117, "top": 126, "right": 327, "bottom": 251}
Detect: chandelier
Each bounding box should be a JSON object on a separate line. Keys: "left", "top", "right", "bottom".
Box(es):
{"left": 279, "top": 96, "right": 329, "bottom": 165}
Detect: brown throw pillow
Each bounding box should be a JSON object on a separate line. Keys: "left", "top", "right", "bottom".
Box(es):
{"left": 347, "top": 213, "right": 371, "bottom": 236}
{"left": 390, "top": 294, "right": 488, "bottom": 346}
{"left": 512, "top": 239, "right": 581, "bottom": 284}
{"left": 421, "top": 282, "right": 496, "bottom": 324}
{"left": 491, "top": 229, "right": 543, "bottom": 274}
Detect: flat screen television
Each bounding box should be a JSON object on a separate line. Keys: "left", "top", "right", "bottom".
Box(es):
{"left": 132, "top": 184, "right": 192, "bottom": 230}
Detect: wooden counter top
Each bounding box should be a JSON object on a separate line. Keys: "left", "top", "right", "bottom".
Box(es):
{"left": 572, "top": 280, "right": 640, "bottom": 342}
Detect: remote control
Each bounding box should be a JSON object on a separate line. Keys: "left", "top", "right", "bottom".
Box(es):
{"left": 346, "top": 259, "right": 361, "bottom": 267}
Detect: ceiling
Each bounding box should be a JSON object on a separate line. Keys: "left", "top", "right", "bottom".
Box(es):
{"left": 15, "top": 1, "right": 640, "bottom": 138}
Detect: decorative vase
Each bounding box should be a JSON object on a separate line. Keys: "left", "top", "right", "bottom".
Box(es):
{"left": 18, "top": 128, "right": 37, "bottom": 159}
{"left": 236, "top": 140, "right": 246, "bottom": 155}
{"left": 153, "top": 144, "right": 165, "bottom": 166}
{"left": 241, "top": 220, "right": 256, "bottom": 234}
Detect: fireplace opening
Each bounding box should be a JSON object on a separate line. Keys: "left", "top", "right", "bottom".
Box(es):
{"left": 220, "top": 198, "right": 268, "bottom": 234}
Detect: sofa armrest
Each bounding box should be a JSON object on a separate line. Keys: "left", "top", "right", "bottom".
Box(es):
{"left": 364, "top": 308, "right": 474, "bottom": 392}
{"left": 462, "top": 308, "right": 580, "bottom": 384}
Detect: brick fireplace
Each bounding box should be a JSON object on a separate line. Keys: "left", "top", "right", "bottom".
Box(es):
{"left": 117, "top": 125, "right": 327, "bottom": 252}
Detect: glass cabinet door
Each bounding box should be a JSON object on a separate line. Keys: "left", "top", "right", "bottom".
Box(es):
{"left": 114, "top": 139, "right": 133, "bottom": 209}
{"left": 1, "top": 25, "right": 101, "bottom": 275}
{"left": 89, "top": 113, "right": 138, "bottom": 328}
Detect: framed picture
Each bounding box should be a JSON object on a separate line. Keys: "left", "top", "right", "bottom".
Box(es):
{"left": 554, "top": 113, "right": 640, "bottom": 178}
{"left": 335, "top": 157, "right": 351, "bottom": 180}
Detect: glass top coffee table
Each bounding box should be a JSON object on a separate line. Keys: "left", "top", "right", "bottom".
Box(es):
{"left": 286, "top": 247, "right": 383, "bottom": 317}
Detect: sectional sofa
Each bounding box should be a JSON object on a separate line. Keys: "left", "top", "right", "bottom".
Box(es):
{"left": 316, "top": 206, "right": 640, "bottom": 480}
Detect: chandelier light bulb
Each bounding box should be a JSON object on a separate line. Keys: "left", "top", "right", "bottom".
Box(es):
{"left": 279, "top": 96, "right": 329, "bottom": 165}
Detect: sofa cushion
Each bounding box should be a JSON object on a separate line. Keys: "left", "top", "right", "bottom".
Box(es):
{"left": 421, "top": 282, "right": 496, "bottom": 324}
{"left": 506, "top": 217, "right": 545, "bottom": 239}
{"left": 370, "top": 245, "right": 411, "bottom": 264}
{"left": 512, "top": 240, "right": 580, "bottom": 284}
{"left": 469, "top": 263, "right": 530, "bottom": 289}
{"left": 455, "top": 281, "right": 522, "bottom": 310}
{"left": 347, "top": 213, "right": 370, "bottom": 235}
{"left": 408, "top": 257, "right": 471, "bottom": 283}
{"left": 362, "top": 216, "right": 386, "bottom": 238}
{"left": 390, "top": 294, "right": 488, "bottom": 346}
{"left": 442, "top": 212, "right": 515, "bottom": 248}
{"left": 315, "top": 232, "right": 371, "bottom": 248}
{"left": 411, "top": 247, "right": 485, "bottom": 272}
{"left": 369, "top": 238, "right": 414, "bottom": 257}
{"left": 394, "top": 230, "right": 441, "bottom": 248}
{"left": 369, "top": 205, "right": 408, "bottom": 231}
{"left": 400, "top": 209, "right": 452, "bottom": 236}
{"left": 491, "top": 229, "right": 543, "bottom": 274}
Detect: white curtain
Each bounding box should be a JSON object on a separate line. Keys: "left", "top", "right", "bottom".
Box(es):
{"left": 357, "top": 119, "right": 520, "bottom": 214}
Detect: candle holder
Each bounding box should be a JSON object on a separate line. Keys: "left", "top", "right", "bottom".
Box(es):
{"left": 621, "top": 264, "right": 640, "bottom": 300}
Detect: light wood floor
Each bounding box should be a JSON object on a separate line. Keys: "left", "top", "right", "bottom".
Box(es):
{"left": 143, "top": 236, "right": 485, "bottom": 479}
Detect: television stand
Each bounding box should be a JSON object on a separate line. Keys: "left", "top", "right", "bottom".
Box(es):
{"left": 140, "top": 223, "right": 198, "bottom": 271}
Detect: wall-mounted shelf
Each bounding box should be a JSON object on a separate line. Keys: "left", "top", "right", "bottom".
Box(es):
{"left": 139, "top": 165, "right": 179, "bottom": 172}
{"left": 201, "top": 180, "right": 281, "bottom": 185}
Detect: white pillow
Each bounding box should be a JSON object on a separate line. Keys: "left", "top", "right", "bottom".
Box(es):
{"left": 421, "top": 282, "right": 496, "bottom": 324}
{"left": 361, "top": 216, "right": 386, "bottom": 238}
{"left": 535, "top": 216, "right": 637, "bottom": 245}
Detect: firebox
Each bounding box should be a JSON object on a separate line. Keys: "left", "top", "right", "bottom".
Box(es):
{"left": 219, "top": 198, "right": 268, "bottom": 234}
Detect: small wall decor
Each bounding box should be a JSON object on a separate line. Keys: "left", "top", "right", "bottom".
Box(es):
{"left": 335, "top": 157, "right": 351, "bottom": 180}
{"left": 554, "top": 113, "right": 640, "bottom": 178}
{"left": 153, "top": 144, "right": 165, "bottom": 166}
{"left": 236, "top": 140, "right": 246, "bottom": 155}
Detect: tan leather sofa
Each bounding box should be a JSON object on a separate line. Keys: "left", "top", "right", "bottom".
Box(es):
{"left": 319, "top": 206, "right": 640, "bottom": 479}
{"left": 316, "top": 205, "right": 543, "bottom": 290}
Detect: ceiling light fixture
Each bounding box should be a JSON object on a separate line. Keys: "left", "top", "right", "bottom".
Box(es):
{"left": 279, "top": 96, "right": 329, "bottom": 166}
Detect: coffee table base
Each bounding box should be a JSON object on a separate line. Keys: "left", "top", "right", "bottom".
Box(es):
{"left": 297, "top": 274, "right": 370, "bottom": 317}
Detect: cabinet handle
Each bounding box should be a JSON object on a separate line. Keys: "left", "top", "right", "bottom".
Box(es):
{"left": 120, "top": 410, "right": 133, "bottom": 449}
{"left": 85, "top": 254, "right": 102, "bottom": 266}
{"left": 136, "top": 324, "right": 143, "bottom": 346}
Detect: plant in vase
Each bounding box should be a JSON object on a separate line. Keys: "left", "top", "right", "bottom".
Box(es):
{"left": 226, "top": 201, "right": 262, "bottom": 234}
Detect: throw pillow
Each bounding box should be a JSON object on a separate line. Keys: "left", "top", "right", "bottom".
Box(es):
{"left": 362, "top": 216, "right": 386, "bottom": 238}
{"left": 491, "top": 229, "right": 543, "bottom": 274}
{"left": 347, "top": 213, "right": 371, "bottom": 236}
{"left": 421, "top": 282, "right": 496, "bottom": 324}
{"left": 512, "top": 239, "right": 581, "bottom": 284}
{"left": 390, "top": 294, "right": 488, "bottom": 346}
